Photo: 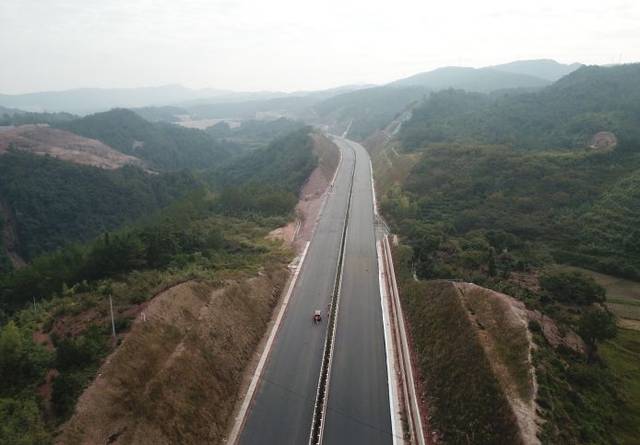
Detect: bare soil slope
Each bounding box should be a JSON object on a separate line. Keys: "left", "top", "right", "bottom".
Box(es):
{"left": 454, "top": 283, "right": 540, "bottom": 445}
{"left": 268, "top": 133, "right": 339, "bottom": 251}
{"left": 58, "top": 264, "right": 288, "bottom": 445}
{"left": 0, "top": 125, "right": 146, "bottom": 169}
{"left": 402, "top": 278, "right": 545, "bottom": 444}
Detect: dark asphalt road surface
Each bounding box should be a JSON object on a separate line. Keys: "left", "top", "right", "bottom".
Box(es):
{"left": 323, "top": 137, "right": 393, "bottom": 444}
{"left": 239, "top": 142, "right": 355, "bottom": 445}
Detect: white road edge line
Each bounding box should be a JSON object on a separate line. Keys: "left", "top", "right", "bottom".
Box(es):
{"left": 370, "top": 158, "right": 378, "bottom": 217}
{"left": 226, "top": 240, "right": 310, "bottom": 445}
{"left": 227, "top": 136, "right": 344, "bottom": 445}
{"left": 371, "top": 160, "right": 401, "bottom": 444}
{"left": 377, "top": 240, "right": 402, "bottom": 445}
{"left": 384, "top": 237, "right": 426, "bottom": 445}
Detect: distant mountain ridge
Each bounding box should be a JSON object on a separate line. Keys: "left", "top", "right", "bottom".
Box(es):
{"left": 0, "top": 85, "right": 216, "bottom": 114}
{"left": 0, "top": 84, "right": 371, "bottom": 116}
{"left": 390, "top": 59, "right": 583, "bottom": 91}
{"left": 489, "top": 59, "right": 583, "bottom": 81}
{"left": 0, "top": 59, "right": 582, "bottom": 115}
{"left": 390, "top": 66, "right": 551, "bottom": 92}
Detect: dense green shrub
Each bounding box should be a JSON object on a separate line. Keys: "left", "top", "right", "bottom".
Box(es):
{"left": 55, "top": 325, "right": 107, "bottom": 371}
{"left": 0, "top": 151, "right": 200, "bottom": 259}
{"left": 0, "top": 397, "right": 50, "bottom": 444}
{"left": 540, "top": 269, "right": 606, "bottom": 305}
{"left": 0, "top": 321, "right": 51, "bottom": 395}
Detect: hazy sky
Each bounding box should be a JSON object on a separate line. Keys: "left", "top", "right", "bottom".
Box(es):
{"left": 1, "top": 0, "right": 639, "bottom": 94}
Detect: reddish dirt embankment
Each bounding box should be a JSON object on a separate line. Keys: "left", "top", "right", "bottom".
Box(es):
{"left": 0, "top": 125, "right": 146, "bottom": 169}
{"left": 267, "top": 132, "right": 340, "bottom": 252}
{"left": 58, "top": 264, "right": 288, "bottom": 445}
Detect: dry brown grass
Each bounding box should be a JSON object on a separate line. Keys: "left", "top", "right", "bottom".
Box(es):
{"left": 455, "top": 283, "right": 540, "bottom": 445}
{"left": 58, "top": 263, "right": 288, "bottom": 445}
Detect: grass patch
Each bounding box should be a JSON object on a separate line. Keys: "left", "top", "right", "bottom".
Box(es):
{"left": 601, "top": 328, "right": 640, "bottom": 444}
{"left": 533, "top": 332, "right": 622, "bottom": 444}
{"left": 459, "top": 286, "right": 533, "bottom": 402}
{"left": 401, "top": 279, "right": 522, "bottom": 444}
{"left": 567, "top": 267, "right": 640, "bottom": 328}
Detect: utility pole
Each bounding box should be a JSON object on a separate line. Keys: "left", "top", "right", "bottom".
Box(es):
{"left": 109, "top": 294, "right": 116, "bottom": 345}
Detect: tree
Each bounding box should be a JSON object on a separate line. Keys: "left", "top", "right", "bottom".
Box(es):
{"left": 0, "top": 322, "right": 51, "bottom": 394}
{"left": 0, "top": 397, "right": 50, "bottom": 444}
{"left": 578, "top": 308, "right": 617, "bottom": 362}
{"left": 540, "top": 269, "right": 606, "bottom": 305}
{"left": 488, "top": 247, "right": 497, "bottom": 277}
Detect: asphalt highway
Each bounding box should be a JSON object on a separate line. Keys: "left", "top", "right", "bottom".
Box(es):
{"left": 239, "top": 141, "right": 355, "bottom": 444}
{"left": 323, "top": 137, "right": 392, "bottom": 444}
{"left": 238, "top": 136, "right": 391, "bottom": 444}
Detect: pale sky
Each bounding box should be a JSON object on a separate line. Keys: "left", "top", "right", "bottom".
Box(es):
{"left": 1, "top": 0, "right": 639, "bottom": 94}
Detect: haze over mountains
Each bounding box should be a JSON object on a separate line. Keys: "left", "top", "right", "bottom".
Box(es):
{"left": 1, "top": 43, "right": 640, "bottom": 445}
{"left": 0, "top": 59, "right": 581, "bottom": 114}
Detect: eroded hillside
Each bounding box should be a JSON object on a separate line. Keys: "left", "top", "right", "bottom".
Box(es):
{"left": 0, "top": 125, "right": 146, "bottom": 170}
{"left": 59, "top": 268, "right": 288, "bottom": 444}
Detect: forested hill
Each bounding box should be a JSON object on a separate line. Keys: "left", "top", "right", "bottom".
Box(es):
{"left": 0, "top": 151, "right": 199, "bottom": 264}
{"left": 380, "top": 64, "right": 640, "bottom": 444}
{"left": 313, "top": 86, "right": 428, "bottom": 140}
{"left": 57, "top": 109, "right": 233, "bottom": 170}
{"left": 0, "top": 125, "right": 318, "bottom": 443}
{"left": 216, "top": 127, "right": 314, "bottom": 189}
{"left": 399, "top": 63, "right": 640, "bottom": 150}
{"left": 212, "top": 127, "right": 317, "bottom": 216}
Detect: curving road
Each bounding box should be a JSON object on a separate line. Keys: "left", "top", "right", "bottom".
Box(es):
{"left": 238, "top": 136, "right": 391, "bottom": 444}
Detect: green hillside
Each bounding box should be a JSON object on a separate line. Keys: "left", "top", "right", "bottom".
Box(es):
{"left": 580, "top": 169, "right": 640, "bottom": 274}
{"left": 380, "top": 62, "right": 640, "bottom": 444}
{"left": 0, "top": 151, "right": 199, "bottom": 261}
{"left": 206, "top": 118, "right": 305, "bottom": 151}
{"left": 57, "top": 109, "right": 233, "bottom": 170}
{"left": 314, "top": 85, "right": 428, "bottom": 140}
{"left": 400, "top": 64, "right": 640, "bottom": 150}
{"left": 0, "top": 124, "right": 317, "bottom": 444}
{"left": 384, "top": 144, "right": 640, "bottom": 280}
{"left": 0, "top": 110, "right": 77, "bottom": 126}
{"left": 212, "top": 128, "right": 316, "bottom": 216}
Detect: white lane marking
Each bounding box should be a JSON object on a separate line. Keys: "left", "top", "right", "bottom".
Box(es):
{"left": 384, "top": 237, "right": 426, "bottom": 445}
{"left": 369, "top": 158, "right": 378, "bottom": 217}
{"left": 314, "top": 228, "right": 349, "bottom": 445}
{"left": 310, "top": 141, "right": 356, "bottom": 445}
{"left": 229, "top": 138, "right": 347, "bottom": 445}
{"left": 226, "top": 241, "right": 310, "bottom": 445}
